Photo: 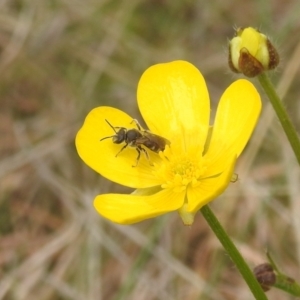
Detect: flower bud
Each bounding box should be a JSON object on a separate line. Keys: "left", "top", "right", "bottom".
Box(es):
{"left": 253, "top": 263, "right": 276, "bottom": 291}
{"left": 228, "top": 27, "right": 279, "bottom": 77}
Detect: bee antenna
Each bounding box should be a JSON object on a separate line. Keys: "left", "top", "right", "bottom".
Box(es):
{"left": 100, "top": 135, "right": 115, "bottom": 142}
{"left": 104, "top": 119, "right": 117, "bottom": 133}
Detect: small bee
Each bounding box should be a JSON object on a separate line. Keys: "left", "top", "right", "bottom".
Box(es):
{"left": 100, "top": 119, "right": 170, "bottom": 167}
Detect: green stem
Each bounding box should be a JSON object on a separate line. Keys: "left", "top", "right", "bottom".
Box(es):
{"left": 267, "top": 251, "right": 300, "bottom": 297}
{"left": 257, "top": 73, "right": 300, "bottom": 166}
{"left": 274, "top": 274, "right": 300, "bottom": 297}
{"left": 200, "top": 205, "right": 268, "bottom": 300}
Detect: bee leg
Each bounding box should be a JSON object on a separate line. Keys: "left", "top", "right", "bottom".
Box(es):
{"left": 132, "top": 147, "right": 141, "bottom": 167}
{"left": 163, "top": 154, "right": 170, "bottom": 161}
{"left": 140, "top": 146, "right": 154, "bottom": 166}
{"left": 131, "top": 119, "right": 142, "bottom": 130}
{"left": 115, "top": 143, "right": 128, "bottom": 157}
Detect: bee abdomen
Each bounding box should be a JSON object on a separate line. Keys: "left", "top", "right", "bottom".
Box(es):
{"left": 143, "top": 140, "right": 163, "bottom": 152}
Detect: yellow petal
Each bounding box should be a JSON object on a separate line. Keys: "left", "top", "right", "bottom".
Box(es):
{"left": 240, "top": 27, "right": 260, "bottom": 57}
{"left": 186, "top": 156, "right": 236, "bottom": 212}
{"left": 137, "top": 60, "right": 210, "bottom": 154}
{"left": 75, "top": 106, "right": 163, "bottom": 188}
{"left": 94, "top": 188, "right": 185, "bottom": 224}
{"left": 229, "top": 36, "right": 242, "bottom": 72}
{"left": 204, "top": 79, "right": 261, "bottom": 174}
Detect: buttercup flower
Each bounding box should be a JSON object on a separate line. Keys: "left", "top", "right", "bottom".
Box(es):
{"left": 229, "top": 27, "right": 279, "bottom": 77}
{"left": 76, "top": 61, "right": 261, "bottom": 225}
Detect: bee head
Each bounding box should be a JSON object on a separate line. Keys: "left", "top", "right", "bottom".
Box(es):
{"left": 112, "top": 128, "right": 127, "bottom": 144}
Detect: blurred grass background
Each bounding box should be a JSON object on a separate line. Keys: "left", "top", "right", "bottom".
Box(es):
{"left": 1, "top": 0, "right": 300, "bottom": 299}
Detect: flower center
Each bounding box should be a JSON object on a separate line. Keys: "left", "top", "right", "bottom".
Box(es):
{"left": 154, "top": 146, "right": 206, "bottom": 193}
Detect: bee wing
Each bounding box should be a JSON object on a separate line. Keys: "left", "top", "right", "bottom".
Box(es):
{"left": 144, "top": 131, "right": 170, "bottom": 145}
{"left": 138, "top": 131, "right": 170, "bottom": 152}
{"left": 134, "top": 136, "right": 151, "bottom": 145}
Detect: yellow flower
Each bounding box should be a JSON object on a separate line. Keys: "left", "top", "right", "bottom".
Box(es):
{"left": 229, "top": 27, "right": 279, "bottom": 77}
{"left": 76, "top": 61, "right": 261, "bottom": 225}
